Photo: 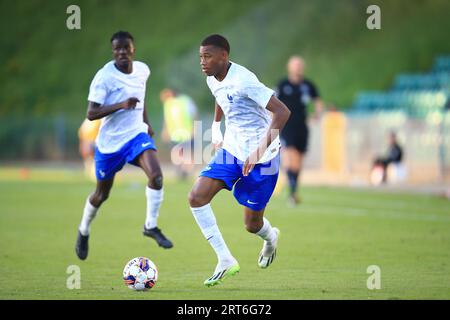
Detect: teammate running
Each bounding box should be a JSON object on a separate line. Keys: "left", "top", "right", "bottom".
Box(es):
{"left": 75, "top": 31, "right": 173, "bottom": 260}
{"left": 189, "top": 34, "right": 291, "bottom": 286}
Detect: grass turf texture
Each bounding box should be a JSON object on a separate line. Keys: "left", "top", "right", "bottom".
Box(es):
{"left": 0, "top": 168, "right": 449, "bottom": 299}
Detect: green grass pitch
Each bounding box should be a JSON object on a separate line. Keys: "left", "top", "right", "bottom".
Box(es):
{"left": 0, "top": 168, "right": 449, "bottom": 299}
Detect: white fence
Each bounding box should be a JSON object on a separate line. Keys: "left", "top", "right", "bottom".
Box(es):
{"left": 302, "top": 111, "right": 450, "bottom": 184}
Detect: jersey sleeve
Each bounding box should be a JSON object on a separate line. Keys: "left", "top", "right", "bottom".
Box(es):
{"left": 87, "top": 70, "right": 108, "bottom": 105}
{"left": 240, "top": 76, "right": 275, "bottom": 108}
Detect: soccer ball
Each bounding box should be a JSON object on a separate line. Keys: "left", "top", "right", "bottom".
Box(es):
{"left": 123, "top": 257, "right": 158, "bottom": 291}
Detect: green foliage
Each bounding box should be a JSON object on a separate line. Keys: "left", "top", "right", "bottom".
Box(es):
{"left": 2, "top": 0, "right": 450, "bottom": 118}
{"left": 1, "top": 0, "right": 449, "bottom": 159}
{"left": 0, "top": 0, "right": 262, "bottom": 119}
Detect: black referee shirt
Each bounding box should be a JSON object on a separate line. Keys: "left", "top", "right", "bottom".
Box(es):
{"left": 277, "top": 78, "right": 319, "bottom": 137}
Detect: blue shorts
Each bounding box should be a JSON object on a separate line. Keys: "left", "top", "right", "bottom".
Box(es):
{"left": 200, "top": 148, "right": 280, "bottom": 211}
{"left": 94, "top": 133, "right": 157, "bottom": 180}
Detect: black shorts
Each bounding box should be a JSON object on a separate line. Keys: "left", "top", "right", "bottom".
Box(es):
{"left": 281, "top": 125, "right": 309, "bottom": 153}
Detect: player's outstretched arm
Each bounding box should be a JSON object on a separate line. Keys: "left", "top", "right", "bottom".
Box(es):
{"left": 86, "top": 97, "right": 139, "bottom": 121}
{"left": 265, "top": 95, "right": 291, "bottom": 132}
{"left": 242, "top": 96, "right": 291, "bottom": 176}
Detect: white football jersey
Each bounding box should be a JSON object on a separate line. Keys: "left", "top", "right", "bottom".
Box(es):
{"left": 88, "top": 60, "right": 150, "bottom": 153}
{"left": 206, "top": 61, "right": 280, "bottom": 163}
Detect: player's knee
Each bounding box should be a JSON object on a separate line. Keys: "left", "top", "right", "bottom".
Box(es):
{"left": 91, "top": 190, "right": 109, "bottom": 206}
{"left": 245, "top": 220, "right": 262, "bottom": 234}
{"left": 98, "top": 192, "right": 109, "bottom": 204}
{"left": 149, "top": 173, "right": 163, "bottom": 190}
{"left": 188, "top": 190, "right": 207, "bottom": 208}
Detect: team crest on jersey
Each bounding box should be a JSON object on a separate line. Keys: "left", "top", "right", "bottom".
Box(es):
{"left": 227, "top": 93, "right": 234, "bottom": 103}
{"left": 300, "top": 84, "right": 311, "bottom": 104}
{"left": 283, "top": 85, "right": 293, "bottom": 95}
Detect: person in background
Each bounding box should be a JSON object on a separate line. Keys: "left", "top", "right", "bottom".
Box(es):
{"left": 78, "top": 118, "right": 101, "bottom": 181}
{"left": 372, "top": 131, "right": 404, "bottom": 184}
{"left": 160, "top": 88, "right": 198, "bottom": 180}
{"left": 276, "top": 55, "right": 324, "bottom": 206}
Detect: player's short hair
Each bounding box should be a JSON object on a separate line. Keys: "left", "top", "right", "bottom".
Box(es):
{"left": 110, "top": 31, "right": 134, "bottom": 43}
{"left": 201, "top": 34, "right": 230, "bottom": 54}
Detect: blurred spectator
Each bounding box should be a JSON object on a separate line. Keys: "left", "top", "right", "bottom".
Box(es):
{"left": 371, "top": 131, "right": 405, "bottom": 185}
{"left": 78, "top": 118, "right": 101, "bottom": 181}
{"left": 276, "top": 55, "right": 324, "bottom": 205}
{"left": 160, "top": 88, "right": 198, "bottom": 180}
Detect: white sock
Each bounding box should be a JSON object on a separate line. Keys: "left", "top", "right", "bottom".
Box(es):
{"left": 256, "top": 217, "right": 277, "bottom": 247}
{"left": 190, "top": 204, "right": 236, "bottom": 269}
{"left": 79, "top": 197, "right": 99, "bottom": 236}
{"left": 145, "top": 186, "right": 163, "bottom": 229}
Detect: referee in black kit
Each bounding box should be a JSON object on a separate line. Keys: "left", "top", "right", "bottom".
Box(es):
{"left": 277, "top": 55, "right": 323, "bottom": 206}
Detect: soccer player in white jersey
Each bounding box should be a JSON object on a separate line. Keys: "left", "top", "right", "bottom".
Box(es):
{"left": 75, "top": 31, "right": 173, "bottom": 260}
{"left": 189, "top": 34, "right": 291, "bottom": 286}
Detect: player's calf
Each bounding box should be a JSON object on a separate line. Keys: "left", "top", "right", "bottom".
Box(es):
{"left": 148, "top": 173, "right": 163, "bottom": 190}
{"left": 89, "top": 190, "right": 110, "bottom": 207}
{"left": 188, "top": 190, "right": 210, "bottom": 208}
{"left": 244, "top": 218, "right": 264, "bottom": 234}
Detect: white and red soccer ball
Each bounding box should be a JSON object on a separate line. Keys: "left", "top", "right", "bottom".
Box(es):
{"left": 123, "top": 257, "right": 158, "bottom": 291}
